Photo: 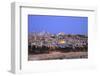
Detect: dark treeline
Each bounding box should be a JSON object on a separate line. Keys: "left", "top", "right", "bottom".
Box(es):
{"left": 28, "top": 44, "right": 88, "bottom": 54}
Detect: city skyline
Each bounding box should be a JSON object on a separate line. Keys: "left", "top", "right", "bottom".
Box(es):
{"left": 28, "top": 15, "right": 88, "bottom": 35}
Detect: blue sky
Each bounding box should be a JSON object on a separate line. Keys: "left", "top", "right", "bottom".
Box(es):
{"left": 28, "top": 15, "right": 88, "bottom": 35}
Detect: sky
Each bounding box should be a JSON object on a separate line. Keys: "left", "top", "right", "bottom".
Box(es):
{"left": 28, "top": 15, "right": 88, "bottom": 35}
